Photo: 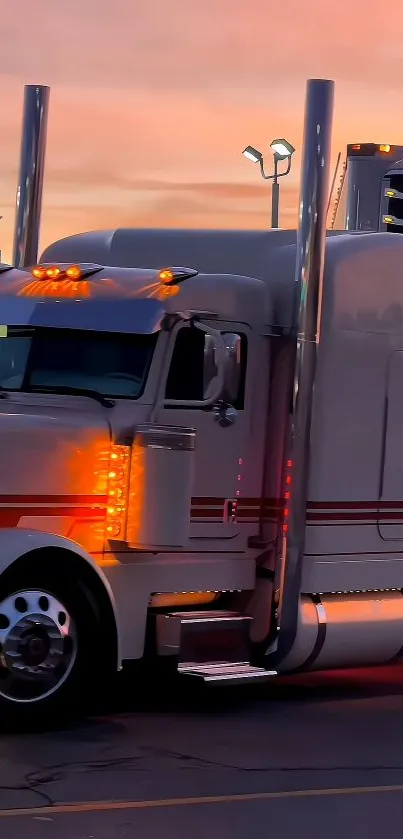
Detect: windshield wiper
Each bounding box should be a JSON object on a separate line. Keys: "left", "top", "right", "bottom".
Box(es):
{"left": 28, "top": 384, "right": 115, "bottom": 408}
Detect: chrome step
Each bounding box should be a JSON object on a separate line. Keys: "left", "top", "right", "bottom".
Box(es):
{"left": 156, "top": 609, "right": 277, "bottom": 685}
{"left": 156, "top": 610, "right": 252, "bottom": 661}
{"left": 178, "top": 662, "right": 276, "bottom": 685}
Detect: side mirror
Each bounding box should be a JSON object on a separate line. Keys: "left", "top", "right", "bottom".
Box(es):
{"left": 221, "top": 333, "right": 242, "bottom": 403}
{"left": 153, "top": 321, "right": 229, "bottom": 415}
{"left": 203, "top": 334, "right": 219, "bottom": 399}
{"left": 203, "top": 331, "right": 242, "bottom": 403}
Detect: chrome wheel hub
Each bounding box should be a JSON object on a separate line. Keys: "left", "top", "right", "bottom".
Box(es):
{"left": 0, "top": 590, "right": 77, "bottom": 703}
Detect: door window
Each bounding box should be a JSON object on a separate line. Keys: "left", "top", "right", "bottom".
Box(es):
{"left": 165, "top": 326, "right": 247, "bottom": 408}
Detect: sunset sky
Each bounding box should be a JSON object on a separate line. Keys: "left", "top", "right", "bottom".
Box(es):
{"left": 1, "top": 0, "right": 403, "bottom": 263}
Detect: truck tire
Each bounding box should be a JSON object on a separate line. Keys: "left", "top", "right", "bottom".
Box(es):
{"left": 0, "top": 567, "right": 102, "bottom": 727}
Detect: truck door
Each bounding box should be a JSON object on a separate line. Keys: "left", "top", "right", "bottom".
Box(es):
{"left": 157, "top": 320, "right": 267, "bottom": 546}
{"left": 378, "top": 349, "right": 403, "bottom": 539}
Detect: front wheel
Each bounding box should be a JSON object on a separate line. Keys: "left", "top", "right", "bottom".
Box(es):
{"left": 0, "top": 574, "right": 101, "bottom": 726}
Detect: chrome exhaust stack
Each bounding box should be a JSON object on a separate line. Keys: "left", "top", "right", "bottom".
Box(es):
{"left": 12, "top": 85, "right": 50, "bottom": 268}
{"left": 274, "top": 79, "right": 334, "bottom": 661}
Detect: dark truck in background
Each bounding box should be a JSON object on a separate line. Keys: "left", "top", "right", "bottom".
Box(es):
{"left": 331, "top": 143, "right": 403, "bottom": 232}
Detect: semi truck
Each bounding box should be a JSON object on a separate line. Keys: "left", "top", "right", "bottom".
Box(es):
{"left": 1, "top": 79, "right": 403, "bottom": 724}
{"left": 331, "top": 142, "right": 403, "bottom": 231}
{"left": 380, "top": 159, "right": 403, "bottom": 233}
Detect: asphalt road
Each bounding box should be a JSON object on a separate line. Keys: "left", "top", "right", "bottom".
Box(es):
{"left": 1, "top": 665, "right": 403, "bottom": 838}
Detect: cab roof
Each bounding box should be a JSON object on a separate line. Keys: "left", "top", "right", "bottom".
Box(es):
{"left": 41, "top": 228, "right": 298, "bottom": 279}
{"left": 1, "top": 228, "right": 403, "bottom": 335}
{"left": 0, "top": 262, "right": 271, "bottom": 333}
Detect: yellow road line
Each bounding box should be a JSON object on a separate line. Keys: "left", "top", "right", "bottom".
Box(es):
{"left": 2, "top": 783, "right": 403, "bottom": 818}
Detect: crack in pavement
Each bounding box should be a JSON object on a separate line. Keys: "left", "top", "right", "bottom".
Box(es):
{"left": 144, "top": 745, "right": 403, "bottom": 773}
{"left": 24, "top": 747, "right": 403, "bottom": 787}
{"left": 0, "top": 749, "right": 402, "bottom": 815}
{"left": 0, "top": 784, "right": 53, "bottom": 807}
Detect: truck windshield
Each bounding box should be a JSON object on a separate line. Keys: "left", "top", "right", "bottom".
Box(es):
{"left": 0, "top": 327, "right": 157, "bottom": 399}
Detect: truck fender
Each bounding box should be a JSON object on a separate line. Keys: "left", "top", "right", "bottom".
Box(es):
{"left": 0, "top": 528, "right": 121, "bottom": 667}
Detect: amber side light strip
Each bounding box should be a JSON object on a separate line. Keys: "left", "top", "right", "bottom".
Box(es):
{"left": 105, "top": 445, "right": 131, "bottom": 539}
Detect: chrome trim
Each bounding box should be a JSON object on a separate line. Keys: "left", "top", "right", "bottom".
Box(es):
{"left": 178, "top": 663, "right": 276, "bottom": 683}
{"left": 304, "top": 596, "right": 327, "bottom": 668}
{"left": 134, "top": 424, "right": 196, "bottom": 451}
{"left": 275, "top": 79, "right": 334, "bottom": 663}
{"left": 291, "top": 595, "right": 327, "bottom": 673}
{"left": 13, "top": 85, "right": 50, "bottom": 268}
{"left": 0, "top": 588, "right": 77, "bottom": 704}
{"left": 390, "top": 590, "right": 403, "bottom": 662}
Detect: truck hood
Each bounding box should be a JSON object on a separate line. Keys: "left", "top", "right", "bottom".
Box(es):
{"left": 0, "top": 399, "right": 111, "bottom": 551}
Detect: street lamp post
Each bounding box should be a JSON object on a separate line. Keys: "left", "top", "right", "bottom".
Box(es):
{"left": 242, "top": 139, "right": 295, "bottom": 228}
{"left": 271, "top": 155, "right": 281, "bottom": 228}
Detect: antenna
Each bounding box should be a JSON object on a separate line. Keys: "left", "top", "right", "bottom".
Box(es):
{"left": 326, "top": 152, "right": 341, "bottom": 223}
{"left": 330, "top": 158, "right": 347, "bottom": 229}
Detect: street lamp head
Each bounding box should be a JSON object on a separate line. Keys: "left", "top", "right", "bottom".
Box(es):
{"left": 242, "top": 145, "right": 263, "bottom": 164}
{"left": 270, "top": 138, "right": 295, "bottom": 159}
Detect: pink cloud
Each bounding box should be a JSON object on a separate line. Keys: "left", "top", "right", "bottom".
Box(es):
{"left": 1, "top": 0, "right": 403, "bottom": 261}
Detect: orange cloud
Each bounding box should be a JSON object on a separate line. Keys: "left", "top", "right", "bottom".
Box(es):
{"left": 1, "top": 0, "right": 403, "bottom": 262}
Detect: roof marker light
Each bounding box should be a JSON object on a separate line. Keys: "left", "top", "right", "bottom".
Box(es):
{"left": 385, "top": 187, "right": 403, "bottom": 200}
{"left": 382, "top": 215, "right": 403, "bottom": 227}
{"left": 158, "top": 266, "right": 198, "bottom": 285}
{"left": 159, "top": 269, "right": 174, "bottom": 284}
{"left": 66, "top": 264, "right": 82, "bottom": 280}
{"left": 379, "top": 144, "right": 391, "bottom": 153}
{"left": 30, "top": 263, "right": 103, "bottom": 281}
{"left": 45, "top": 266, "right": 61, "bottom": 279}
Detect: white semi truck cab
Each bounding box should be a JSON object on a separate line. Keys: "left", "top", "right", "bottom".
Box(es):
{"left": 2, "top": 79, "right": 403, "bottom": 724}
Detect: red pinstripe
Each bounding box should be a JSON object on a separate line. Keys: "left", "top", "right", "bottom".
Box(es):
{"left": 0, "top": 494, "right": 400, "bottom": 527}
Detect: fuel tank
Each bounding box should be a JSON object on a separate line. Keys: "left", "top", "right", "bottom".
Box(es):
{"left": 0, "top": 396, "right": 111, "bottom": 552}
{"left": 277, "top": 591, "right": 403, "bottom": 672}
